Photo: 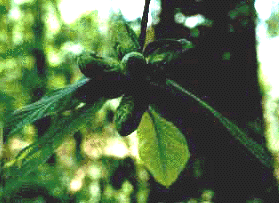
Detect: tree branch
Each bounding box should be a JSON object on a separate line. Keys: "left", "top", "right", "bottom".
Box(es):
{"left": 139, "top": 0, "right": 151, "bottom": 52}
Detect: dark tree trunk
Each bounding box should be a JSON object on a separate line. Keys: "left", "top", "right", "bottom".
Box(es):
{"left": 147, "top": 0, "right": 279, "bottom": 202}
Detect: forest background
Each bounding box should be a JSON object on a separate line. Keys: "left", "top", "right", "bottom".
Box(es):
{"left": 1, "top": 0, "right": 279, "bottom": 202}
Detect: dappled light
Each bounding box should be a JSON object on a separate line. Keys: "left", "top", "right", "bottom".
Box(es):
{"left": 1, "top": 0, "right": 279, "bottom": 202}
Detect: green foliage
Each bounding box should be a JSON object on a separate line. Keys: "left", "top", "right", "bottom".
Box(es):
{"left": 6, "top": 78, "right": 88, "bottom": 136}
{"left": 2, "top": 3, "right": 269, "bottom": 195}
{"left": 144, "top": 39, "right": 191, "bottom": 64}
{"left": 5, "top": 97, "right": 106, "bottom": 176}
{"left": 0, "top": 5, "right": 6, "bottom": 15}
{"left": 72, "top": 11, "right": 103, "bottom": 53}
{"left": 3, "top": 165, "right": 71, "bottom": 202}
{"left": 106, "top": 11, "right": 141, "bottom": 58}
{"left": 77, "top": 51, "right": 125, "bottom": 78}
{"left": 229, "top": 4, "right": 250, "bottom": 19}
{"left": 266, "top": 10, "right": 279, "bottom": 38}
{"left": 137, "top": 107, "right": 190, "bottom": 187}
{"left": 115, "top": 95, "right": 148, "bottom": 137}
{"left": 5, "top": 41, "right": 34, "bottom": 58}
{"left": 166, "top": 79, "right": 271, "bottom": 168}
{"left": 0, "top": 92, "right": 14, "bottom": 121}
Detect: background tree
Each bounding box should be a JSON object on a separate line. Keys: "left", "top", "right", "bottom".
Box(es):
{"left": 1, "top": 0, "right": 279, "bottom": 202}
{"left": 146, "top": 0, "right": 279, "bottom": 202}
{"left": 1, "top": 0, "right": 145, "bottom": 202}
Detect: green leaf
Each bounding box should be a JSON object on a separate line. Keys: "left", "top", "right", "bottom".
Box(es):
{"left": 117, "top": 12, "right": 140, "bottom": 51}
{"left": 144, "top": 39, "right": 190, "bottom": 65}
{"left": 107, "top": 11, "right": 140, "bottom": 58}
{"left": 4, "top": 98, "right": 106, "bottom": 176}
{"left": 137, "top": 107, "right": 190, "bottom": 187}
{"left": 6, "top": 78, "right": 88, "bottom": 136}
{"left": 166, "top": 79, "right": 271, "bottom": 168}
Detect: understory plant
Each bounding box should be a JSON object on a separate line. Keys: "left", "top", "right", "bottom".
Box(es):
{"left": 2, "top": 0, "right": 271, "bottom": 192}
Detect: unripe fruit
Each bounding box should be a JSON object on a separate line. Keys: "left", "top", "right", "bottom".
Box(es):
{"left": 75, "top": 51, "right": 127, "bottom": 102}
{"left": 77, "top": 51, "right": 124, "bottom": 79}
{"left": 74, "top": 78, "right": 126, "bottom": 103}
{"left": 121, "top": 52, "right": 147, "bottom": 81}
{"left": 115, "top": 95, "right": 149, "bottom": 136}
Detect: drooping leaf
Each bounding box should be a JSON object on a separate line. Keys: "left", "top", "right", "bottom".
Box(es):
{"left": 6, "top": 78, "right": 89, "bottom": 136}
{"left": 137, "top": 107, "right": 190, "bottom": 187}
{"left": 166, "top": 79, "right": 272, "bottom": 168}
{"left": 4, "top": 98, "right": 106, "bottom": 176}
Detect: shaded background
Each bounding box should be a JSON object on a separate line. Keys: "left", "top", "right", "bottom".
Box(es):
{"left": 1, "top": 0, "right": 279, "bottom": 202}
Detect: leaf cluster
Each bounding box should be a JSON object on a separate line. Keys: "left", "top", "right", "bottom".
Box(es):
{"left": 3, "top": 3, "right": 271, "bottom": 190}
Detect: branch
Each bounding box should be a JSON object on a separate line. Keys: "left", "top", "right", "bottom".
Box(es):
{"left": 139, "top": 0, "right": 151, "bottom": 52}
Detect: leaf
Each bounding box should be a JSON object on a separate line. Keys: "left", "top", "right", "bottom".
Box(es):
{"left": 137, "top": 107, "right": 190, "bottom": 187}
{"left": 107, "top": 11, "right": 140, "bottom": 58}
{"left": 166, "top": 79, "right": 272, "bottom": 168}
{"left": 4, "top": 98, "right": 106, "bottom": 176}
{"left": 117, "top": 12, "right": 140, "bottom": 51}
{"left": 143, "top": 39, "right": 190, "bottom": 62}
{"left": 6, "top": 78, "right": 89, "bottom": 136}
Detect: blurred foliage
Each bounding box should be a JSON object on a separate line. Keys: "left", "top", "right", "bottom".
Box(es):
{"left": 1, "top": 0, "right": 272, "bottom": 202}
{"left": 1, "top": 0, "right": 148, "bottom": 202}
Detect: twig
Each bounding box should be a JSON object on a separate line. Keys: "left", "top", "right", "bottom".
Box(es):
{"left": 139, "top": 0, "right": 151, "bottom": 52}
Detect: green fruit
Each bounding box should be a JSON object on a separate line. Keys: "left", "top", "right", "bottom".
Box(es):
{"left": 115, "top": 95, "right": 148, "bottom": 136}
{"left": 77, "top": 51, "right": 124, "bottom": 79}
{"left": 121, "top": 52, "right": 147, "bottom": 81}
{"left": 75, "top": 51, "right": 127, "bottom": 102}
{"left": 74, "top": 78, "right": 126, "bottom": 103}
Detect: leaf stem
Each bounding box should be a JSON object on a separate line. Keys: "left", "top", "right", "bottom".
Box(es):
{"left": 166, "top": 79, "right": 272, "bottom": 169}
